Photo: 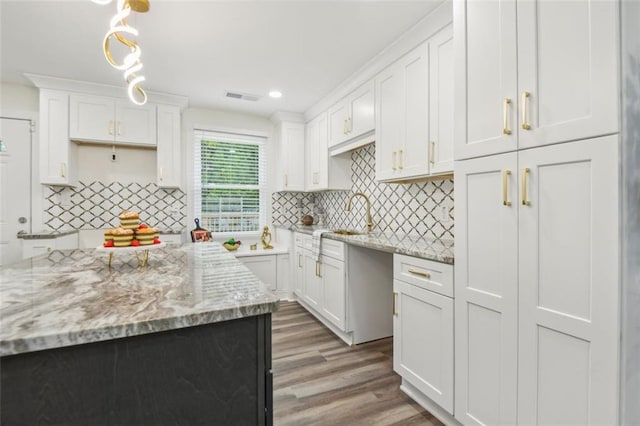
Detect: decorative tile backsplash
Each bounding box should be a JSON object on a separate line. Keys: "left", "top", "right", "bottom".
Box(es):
{"left": 272, "top": 143, "right": 454, "bottom": 240}
{"left": 44, "top": 182, "right": 187, "bottom": 231}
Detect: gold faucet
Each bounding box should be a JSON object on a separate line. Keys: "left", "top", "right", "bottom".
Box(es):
{"left": 345, "top": 192, "right": 373, "bottom": 232}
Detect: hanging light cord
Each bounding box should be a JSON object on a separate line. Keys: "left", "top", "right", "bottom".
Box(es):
{"left": 92, "top": 0, "right": 148, "bottom": 105}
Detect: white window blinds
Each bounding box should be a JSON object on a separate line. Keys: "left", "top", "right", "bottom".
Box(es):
{"left": 194, "top": 130, "right": 267, "bottom": 234}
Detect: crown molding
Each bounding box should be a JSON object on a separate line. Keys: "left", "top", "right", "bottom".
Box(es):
{"left": 23, "top": 73, "right": 189, "bottom": 110}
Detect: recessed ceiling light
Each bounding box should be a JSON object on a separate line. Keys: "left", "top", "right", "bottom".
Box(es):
{"left": 269, "top": 90, "right": 283, "bottom": 99}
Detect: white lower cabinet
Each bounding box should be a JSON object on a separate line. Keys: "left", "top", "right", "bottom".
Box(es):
{"left": 22, "top": 233, "right": 79, "bottom": 260}
{"left": 239, "top": 252, "right": 290, "bottom": 294}
{"left": 320, "top": 254, "right": 346, "bottom": 330}
{"left": 393, "top": 255, "right": 454, "bottom": 415}
{"left": 293, "top": 233, "right": 393, "bottom": 345}
{"left": 455, "top": 135, "right": 620, "bottom": 425}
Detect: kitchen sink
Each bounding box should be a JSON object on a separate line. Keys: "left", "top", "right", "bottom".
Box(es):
{"left": 331, "top": 229, "right": 363, "bottom": 236}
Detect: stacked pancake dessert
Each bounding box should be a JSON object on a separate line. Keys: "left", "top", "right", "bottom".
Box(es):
{"left": 119, "top": 211, "right": 140, "bottom": 229}
{"left": 111, "top": 228, "right": 135, "bottom": 247}
{"left": 135, "top": 224, "right": 156, "bottom": 245}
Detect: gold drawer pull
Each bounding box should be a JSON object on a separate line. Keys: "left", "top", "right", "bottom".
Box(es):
{"left": 393, "top": 292, "right": 398, "bottom": 316}
{"left": 298, "top": 254, "right": 302, "bottom": 268}
{"left": 502, "top": 170, "right": 512, "bottom": 206}
{"left": 392, "top": 151, "right": 397, "bottom": 171}
{"left": 408, "top": 268, "right": 431, "bottom": 279}
{"left": 429, "top": 141, "right": 435, "bottom": 165}
{"left": 503, "top": 98, "right": 512, "bottom": 135}
{"left": 316, "top": 261, "right": 321, "bottom": 278}
{"left": 398, "top": 149, "right": 404, "bottom": 170}
{"left": 521, "top": 91, "right": 532, "bottom": 130}
{"left": 522, "top": 167, "right": 531, "bottom": 205}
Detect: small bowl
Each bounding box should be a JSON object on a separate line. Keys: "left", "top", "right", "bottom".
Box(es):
{"left": 302, "top": 215, "right": 314, "bottom": 225}
{"left": 223, "top": 243, "right": 241, "bottom": 251}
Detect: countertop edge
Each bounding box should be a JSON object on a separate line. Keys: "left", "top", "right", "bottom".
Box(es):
{"left": 1, "top": 299, "right": 279, "bottom": 357}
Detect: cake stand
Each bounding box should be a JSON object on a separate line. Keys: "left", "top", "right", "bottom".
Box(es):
{"left": 95, "top": 241, "right": 166, "bottom": 267}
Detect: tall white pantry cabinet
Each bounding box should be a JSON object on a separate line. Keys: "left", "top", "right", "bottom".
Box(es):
{"left": 453, "top": 0, "right": 621, "bottom": 425}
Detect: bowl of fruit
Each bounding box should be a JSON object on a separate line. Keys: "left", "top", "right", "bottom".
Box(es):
{"left": 223, "top": 238, "right": 241, "bottom": 251}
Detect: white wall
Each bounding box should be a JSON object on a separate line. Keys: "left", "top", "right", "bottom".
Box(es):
{"left": 182, "top": 107, "right": 276, "bottom": 238}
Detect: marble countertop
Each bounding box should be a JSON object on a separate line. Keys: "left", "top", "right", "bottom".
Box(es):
{"left": 17, "top": 229, "right": 79, "bottom": 240}
{"left": 0, "top": 244, "right": 279, "bottom": 356}
{"left": 286, "top": 225, "right": 454, "bottom": 264}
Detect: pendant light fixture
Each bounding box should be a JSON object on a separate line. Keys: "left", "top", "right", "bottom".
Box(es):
{"left": 92, "top": 0, "right": 149, "bottom": 105}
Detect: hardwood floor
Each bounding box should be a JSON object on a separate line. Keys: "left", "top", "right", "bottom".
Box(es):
{"left": 272, "top": 301, "right": 443, "bottom": 426}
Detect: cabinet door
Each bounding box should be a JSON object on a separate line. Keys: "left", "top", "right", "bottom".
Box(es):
{"left": 516, "top": 0, "right": 618, "bottom": 149}
{"left": 282, "top": 122, "right": 305, "bottom": 192}
{"left": 348, "top": 80, "right": 375, "bottom": 139}
{"left": 428, "top": 24, "right": 454, "bottom": 175}
{"left": 240, "top": 255, "right": 277, "bottom": 292}
{"left": 115, "top": 100, "right": 157, "bottom": 146}
{"left": 454, "top": 0, "right": 517, "bottom": 160}
{"left": 375, "top": 62, "right": 403, "bottom": 181}
{"left": 454, "top": 152, "right": 518, "bottom": 425}
{"left": 69, "top": 94, "right": 114, "bottom": 142}
{"left": 276, "top": 254, "right": 289, "bottom": 294}
{"left": 398, "top": 41, "right": 430, "bottom": 180}
{"left": 320, "top": 255, "right": 346, "bottom": 330}
{"left": 303, "top": 252, "right": 322, "bottom": 310}
{"left": 156, "top": 104, "right": 181, "bottom": 188}
{"left": 293, "top": 247, "right": 305, "bottom": 297}
{"left": 305, "top": 116, "right": 320, "bottom": 191}
{"left": 40, "top": 90, "right": 76, "bottom": 186}
{"left": 393, "top": 280, "right": 454, "bottom": 414}
{"left": 327, "top": 98, "right": 350, "bottom": 148}
{"left": 517, "top": 136, "right": 619, "bottom": 425}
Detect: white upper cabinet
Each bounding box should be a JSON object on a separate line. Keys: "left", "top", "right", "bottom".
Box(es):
{"left": 454, "top": 0, "right": 619, "bottom": 160}
{"left": 39, "top": 89, "right": 77, "bottom": 186}
{"left": 376, "top": 23, "right": 454, "bottom": 182}
{"left": 156, "top": 104, "right": 181, "bottom": 188}
{"left": 305, "top": 112, "right": 351, "bottom": 192}
{"left": 69, "top": 94, "right": 157, "bottom": 146}
{"left": 428, "top": 23, "right": 455, "bottom": 175}
{"left": 275, "top": 121, "right": 305, "bottom": 192}
{"left": 327, "top": 80, "right": 375, "bottom": 148}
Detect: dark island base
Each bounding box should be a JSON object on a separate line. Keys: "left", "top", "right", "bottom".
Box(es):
{"left": 1, "top": 314, "right": 273, "bottom": 426}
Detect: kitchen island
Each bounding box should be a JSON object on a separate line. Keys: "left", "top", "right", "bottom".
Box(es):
{"left": 0, "top": 243, "right": 279, "bottom": 425}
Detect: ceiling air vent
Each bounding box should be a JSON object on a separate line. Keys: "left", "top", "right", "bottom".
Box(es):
{"left": 225, "top": 91, "right": 261, "bottom": 102}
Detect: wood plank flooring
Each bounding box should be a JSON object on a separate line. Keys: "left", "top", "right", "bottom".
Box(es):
{"left": 272, "top": 301, "right": 443, "bottom": 426}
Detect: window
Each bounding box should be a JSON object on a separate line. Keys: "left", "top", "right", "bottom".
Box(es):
{"left": 194, "top": 130, "right": 267, "bottom": 234}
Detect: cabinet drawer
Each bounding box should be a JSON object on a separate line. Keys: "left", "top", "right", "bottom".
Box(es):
{"left": 320, "top": 239, "right": 344, "bottom": 261}
{"left": 295, "top": 233, "right": 312, "bottom": 250}
{"left": 393, "top": 254, "right": 453, "bottom": 297}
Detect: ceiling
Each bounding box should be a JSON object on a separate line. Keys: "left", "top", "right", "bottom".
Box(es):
{"left": 0, "top": 0, "right": 441, "bottom": 117}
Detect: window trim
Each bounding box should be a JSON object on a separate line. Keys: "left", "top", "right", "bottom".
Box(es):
{"left": 193, "top": 128, "right": 268, "bottom": 236}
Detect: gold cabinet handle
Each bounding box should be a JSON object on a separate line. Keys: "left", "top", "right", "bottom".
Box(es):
{"left": 108, "top": 120, "right": 114, "bottom": 135}
{"left": 522, "top": 167, "right": 531, "bottom": 205}
{"left": 503, "top": 98, "right": 512, "bottom": 135}
{"left": 117, "top": 121, "right": 122, "bottom": 136}
{"left": 159, "top": 167, "right": 163, "bottom": 181}
{"left": 284, "top": 174, "right": 288, "bottom": 187}
{"left": 392, "top": 151, "right": 397, "bottom": 171}
{"left": 347, "top": 117, "right": 352, "bottom": 133}
{"left": 398, "top": 149, "right": 404, "bottom": 170}
{"left": 408, "top": 268, "right": 431, "bottom": 279}
{"left": 298, "top": 254, "right": 302, "bottom": 268}
{"left": 393, "top": 291, "right": 398, "bottom": 316}
{"left": 502, "top": 170, "right": 512, "bottom": 206}
{"left": 315, "top": 261, "right": 321, "bottom": 277}
{"left": 60, "top": 162, "right": 66, "bottom": 178}
{"left": 429, "top": 141, "right": 435, "bottom": 165}
{"left": 521, "top": 92, "right": 532, "bottom": 130}
{"left": 343, "top": 118, "right": 347, "bottom": 135}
